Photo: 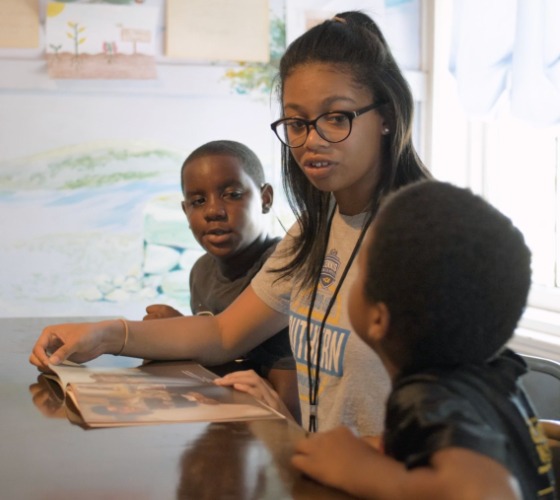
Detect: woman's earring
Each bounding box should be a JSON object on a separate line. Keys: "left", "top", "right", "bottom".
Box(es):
{"left": 382, "top": 127, "right": 390, "bottom": 135}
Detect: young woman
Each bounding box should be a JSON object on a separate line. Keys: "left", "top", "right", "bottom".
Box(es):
{"left": 30, "top": 11, "right": 431, "bottom": 435}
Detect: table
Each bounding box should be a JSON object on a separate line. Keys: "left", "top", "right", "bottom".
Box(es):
{"left": 1, "top": 317, "right": 352, "bottom": 500}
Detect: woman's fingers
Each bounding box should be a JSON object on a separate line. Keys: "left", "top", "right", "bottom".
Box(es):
{"left": 216, "top": 370, "right": 280, "bottom": 405}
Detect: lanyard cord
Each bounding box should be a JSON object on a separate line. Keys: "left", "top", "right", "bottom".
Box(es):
{"left": 305, "top": 206, "right": 374, "bottom": 432}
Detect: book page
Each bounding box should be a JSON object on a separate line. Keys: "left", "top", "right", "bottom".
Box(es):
{"left": 48, "top": 361, "right": 212, "bottom": 388}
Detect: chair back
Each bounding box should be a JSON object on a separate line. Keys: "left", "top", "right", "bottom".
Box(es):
{"left": 519, "top": 353, "right": 560, "bottom": 496}
{"left": 519, "top": 354, "right": 560, "bottom": 420}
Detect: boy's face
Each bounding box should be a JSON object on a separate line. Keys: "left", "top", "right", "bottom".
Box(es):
{"left": 181, "top": 154, "right": 267, "bottom": 260}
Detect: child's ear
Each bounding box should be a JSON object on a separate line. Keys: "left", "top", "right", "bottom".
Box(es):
{"left": 260, "top": 183, "right": 273, "bottom": 214}
{"left": 365, "top": 302, "right": 390, "bottom": 345}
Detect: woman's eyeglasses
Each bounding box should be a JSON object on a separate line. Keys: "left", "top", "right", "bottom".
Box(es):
{"left": 270, "top": 101, "right": 386, "bottom": 148}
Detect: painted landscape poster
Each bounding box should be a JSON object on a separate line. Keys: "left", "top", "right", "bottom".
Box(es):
{"left": 0, "top": 140, "right": 206, "bottom": 318}
{"left": 45, "top": 2, "right": 158, "bottom": 79}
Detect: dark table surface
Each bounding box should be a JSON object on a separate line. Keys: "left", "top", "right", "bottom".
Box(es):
{"left": 1, "top": 316, "right": 352, "bottom": 500}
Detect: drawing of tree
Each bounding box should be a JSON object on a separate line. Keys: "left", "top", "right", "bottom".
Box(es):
{"left": 67, "top": 21, "right": 86, "bottom": 57}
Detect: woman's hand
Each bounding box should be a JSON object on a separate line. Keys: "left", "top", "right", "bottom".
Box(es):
{"left": 29, "top": 320, "right": 123, "bottom": 371}
{"left": 214, "top": 369, "right": 295, "bottom": 421}
{"left": 144, "top": 304, "right": 183, "bottom": 320}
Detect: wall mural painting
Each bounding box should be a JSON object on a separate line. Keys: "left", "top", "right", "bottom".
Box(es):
{"left": 0, "top": 142, "right": 204, "bottom": 318}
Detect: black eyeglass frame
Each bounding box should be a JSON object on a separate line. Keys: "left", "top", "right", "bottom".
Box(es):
{"left": 270, "top": 100, "right": 386, "bottom": 148}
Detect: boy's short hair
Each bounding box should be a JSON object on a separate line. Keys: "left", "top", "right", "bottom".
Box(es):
{"left": 181, "top": 140, "right": 265, "bottom": 192}
{"left": 365, "top": 180, "right": 531, "bottom": 371}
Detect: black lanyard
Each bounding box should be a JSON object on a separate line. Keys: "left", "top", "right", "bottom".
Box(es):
{"left": 305, "top": 205, "right": 373, "bottom": 432}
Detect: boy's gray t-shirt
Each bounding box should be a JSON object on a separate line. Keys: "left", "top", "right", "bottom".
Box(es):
{"left": 251, "top": 208, "right": 390, "bottom": 435}
{"left": 190, "top": 237, "right": 294, "bottom": 374}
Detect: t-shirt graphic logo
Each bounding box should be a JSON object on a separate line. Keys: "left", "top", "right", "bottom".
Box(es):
{"left": 320, "top": 249, "right": 340, "bottom": 288}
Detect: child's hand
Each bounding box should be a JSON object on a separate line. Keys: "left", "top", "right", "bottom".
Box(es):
{"left": 292, "top": 426, "right": 380, "bottom": 491}
{"left": 144, "top": 304, "right": 183, "bottom": 320}
{"left": 214, "top": 369, "right": 294, "bottom": 420}
{"left": 294, "top": 429, "right": 521, "bottom": 499}
{"left": 541, "top": 419, "right": 560, "bottom": 441}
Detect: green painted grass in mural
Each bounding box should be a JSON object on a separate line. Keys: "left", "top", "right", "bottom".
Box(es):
{"left": 62, "top": 171, "right": 158, "bottom": 189}
{"left": 0, "top": 144, "right": 185, "bottom": 190}
{"left": 51, "top": 148, "right": 181, "bottom": 171}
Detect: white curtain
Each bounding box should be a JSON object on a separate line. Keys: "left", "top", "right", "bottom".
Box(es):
{"left": 449, "top": 0, "right": 560, "bottom": 126}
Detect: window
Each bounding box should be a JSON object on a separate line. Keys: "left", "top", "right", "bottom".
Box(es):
{"left": 428, "top": 0, "right": 560, "bottom": 356}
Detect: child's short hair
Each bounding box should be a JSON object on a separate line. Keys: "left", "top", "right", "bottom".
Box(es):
{"left": 365, "top": 180, "right": 531, "bottom": 371}
{"left": 181, "top": 140, "right": 265, "bottom": 192}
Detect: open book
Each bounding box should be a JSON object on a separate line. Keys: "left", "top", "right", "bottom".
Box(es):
{"left": 44, "top": 360, "right": 283, "bottom": 428}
